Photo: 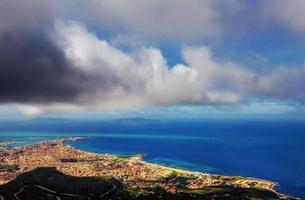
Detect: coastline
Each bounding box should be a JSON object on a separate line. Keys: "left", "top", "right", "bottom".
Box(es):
{"left": 64, "top": 138, "right": 277, "bottom": 189}
{"left": 65, "top": 138, "right": 279, "bottom": 188}
{"left": 0, "top": 137, "right": 298, "bottom": 199}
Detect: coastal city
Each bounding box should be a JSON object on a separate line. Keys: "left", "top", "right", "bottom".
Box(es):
{"left": 0, "top": 138, "right": 296, "bottom": 199}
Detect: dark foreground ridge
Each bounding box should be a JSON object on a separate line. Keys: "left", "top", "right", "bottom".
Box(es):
{"left": 0, "top": 167, "right": 296, "bottom": 200}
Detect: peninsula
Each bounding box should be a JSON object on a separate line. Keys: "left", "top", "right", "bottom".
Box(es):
{"left": 0, "top": 138, "right": 297, "bottom": 199}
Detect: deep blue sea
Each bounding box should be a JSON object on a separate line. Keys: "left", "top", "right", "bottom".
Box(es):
{"left": 0, "top": 118, "right": 305, "bottom": 199}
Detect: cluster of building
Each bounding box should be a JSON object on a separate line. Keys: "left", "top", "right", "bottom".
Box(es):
{"left": 0, "top": 139, "right": 276, "bottom": 193}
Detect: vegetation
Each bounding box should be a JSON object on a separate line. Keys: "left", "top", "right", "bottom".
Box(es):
{"left": 169, "top": 170, "right": 178, "bottom": 177}
{"left": 128, "top": 188, "right": 163, "bottom": 197}
{"left": 117, "top": 153, "right": 143, "bottom": 159}
{"left": 0, "top": 167, "right": 295, "bottom": 200}
{"left": 167, "top": 171, "right": 196, "bottom": 187}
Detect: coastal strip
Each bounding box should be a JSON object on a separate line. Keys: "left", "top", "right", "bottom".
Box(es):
{"left": 0, "top": 137, "right": 298, "bottom": 199}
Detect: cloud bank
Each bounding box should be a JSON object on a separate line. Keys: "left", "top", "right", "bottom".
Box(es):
{"left": 11, "top": 22, "right": 305, "bottom": 115}
{"left": 1, "top": 0, "right": 305, "bottom": 115}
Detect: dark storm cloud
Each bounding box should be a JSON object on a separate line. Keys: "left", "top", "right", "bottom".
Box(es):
{"left": 0, "top": 0, "right": 86, "bottom": 103}
{"left": 0, "top": 1, "right": 98, "bottom": 104}
{"left": 0, "top": 29, "right": 88, "bottom": 103}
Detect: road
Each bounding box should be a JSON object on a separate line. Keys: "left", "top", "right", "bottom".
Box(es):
{"left": 10, "top": 182, "right": 118, "bottom": 200}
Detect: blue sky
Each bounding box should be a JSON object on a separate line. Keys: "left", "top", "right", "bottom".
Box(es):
{"left": 1, "top": 0, "right": 305, "bottom": 119}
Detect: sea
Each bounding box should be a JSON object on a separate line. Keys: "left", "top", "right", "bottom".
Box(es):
{"left": 0, "top": 117, "right": 305, "bottom": 199}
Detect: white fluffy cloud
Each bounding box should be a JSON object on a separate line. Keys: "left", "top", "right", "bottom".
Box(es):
{"left": 15, "top": 22, "right": 305, "bottom": 115}
{"left": 54, "top": 22, "right": 203, "bottom": 107}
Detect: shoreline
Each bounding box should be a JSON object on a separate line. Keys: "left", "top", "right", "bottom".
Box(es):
{"left": 64, "top": 138, "right": 277, "bottom": 185}
{"left": 63, "top": 138, "right": 279, "bottom": 188}
{"left": 0, "top": 138, "right": 282, "bottom": 190}
{"left": 66, "top": 139, "right": 299, "bottom": 200}
{"left": 0, "top": 137, "right": 298, "bottom": 199}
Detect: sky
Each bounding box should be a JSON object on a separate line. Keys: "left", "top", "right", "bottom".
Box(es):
{"left": 1, "top": 0, "right": 305, "bottom": 119}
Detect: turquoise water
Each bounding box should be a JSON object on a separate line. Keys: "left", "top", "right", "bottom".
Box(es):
{"left": 1, "top": 118, "right": 305, "bottom": 199}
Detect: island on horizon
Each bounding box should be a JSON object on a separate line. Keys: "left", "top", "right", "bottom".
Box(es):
{"left": 0, "top": 137, "right": 298, "bottom": 200}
